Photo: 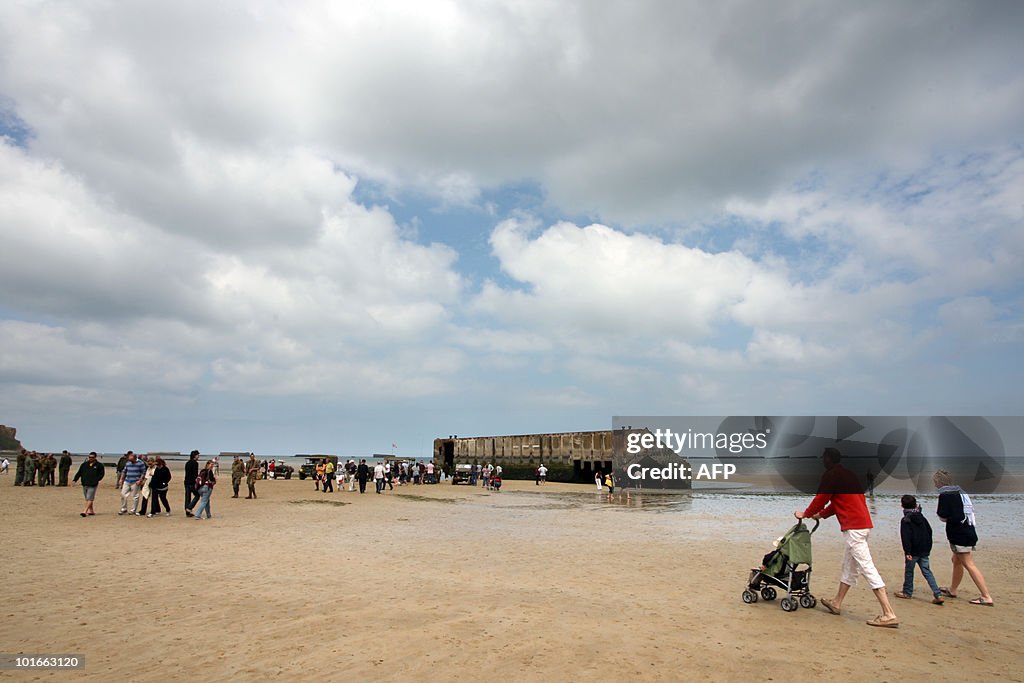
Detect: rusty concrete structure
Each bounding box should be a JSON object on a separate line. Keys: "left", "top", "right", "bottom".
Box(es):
{"left": 434, "top": 430, "right": 614, "bottom": 481}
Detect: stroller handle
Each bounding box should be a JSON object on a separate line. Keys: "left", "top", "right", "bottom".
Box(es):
{"left": 794, "top": 518, "right": 820, "bottom": 534}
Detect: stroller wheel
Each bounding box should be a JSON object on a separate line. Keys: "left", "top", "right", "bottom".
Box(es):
{"left": 780, "top": 597, "right": 797, "bottom": 612}
{"left": 760, "top": 587, "right": 777, "bottom": 601}
{"left": 799, "top": 595, "right": 814, "bottom": 609}
{"left": 742, "top": 590, "right": 758, "bottom": 604}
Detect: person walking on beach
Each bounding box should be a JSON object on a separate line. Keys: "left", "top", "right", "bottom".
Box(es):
{"left": 538, "top": 464, "right": 547, "bottom": 484}
{"left": 58, "top": 450, "right": 72, "bottom": 486}
{"left": 137, "top": 456, "right": 156, "bottom": 516}
{"left": 73, "top": 452, "right": 105, "bottom": 517}
{"left": 355, "top": 459, "right": 367, "bottom": 493}
{"left": 147, "top": 457, "right": 172, "bottom": 517}
{"left": 192, "top": 460, "right": 217, "bottom": 520}
{"left": 324, "top": 459, "right": 335, "bottom": 493}
{"left": 595, "top": 470, "right": 603, "bottom": 491}
{"left": 118, "top": 451, "right": 146, "bottom": 515}
{"left": 934, "top": 470, "right": 994, "bottom": 606}
{"left": 245, "top": 453, "right": 259, "bottom": 499}
{"left": 347, "top": 459, "right": 357, "bottom": 491}
{"left": 1, "top": 456, "right": 9, "bottom": 476}
{"left": 374, "top": 461, "right": 386, "bottom": 494}
{"left": 184, "top": 450, "right": 200, "bottom": 516}
{"left": 794, "top": 447, "right": 899, "bottom": 628}
{"left": 894, "top": 494, "right": 943, "bottom": 604}
{"left": 605, "top": 472, "right": 614, "bottom": 495}
{"left": 231, "top": 455, "right": 244, "bottom": 498}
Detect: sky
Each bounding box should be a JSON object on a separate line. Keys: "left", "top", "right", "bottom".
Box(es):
{"left": 1, "top": 1, "right": 1022, "bottom": 457}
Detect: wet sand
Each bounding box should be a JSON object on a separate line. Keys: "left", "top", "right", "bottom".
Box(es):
{"left": 1, "top": 478, "right": 1022, "bottom": 682}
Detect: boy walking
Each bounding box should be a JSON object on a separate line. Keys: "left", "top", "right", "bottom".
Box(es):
{"left": 895, "top": 494, "right": 944, "bottom": 604}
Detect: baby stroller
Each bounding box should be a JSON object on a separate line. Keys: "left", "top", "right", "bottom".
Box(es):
{"left": 742, "top": 519, "right": 819, "bottom": 612}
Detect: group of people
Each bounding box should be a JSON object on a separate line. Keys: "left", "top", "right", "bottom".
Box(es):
{"left": 794, "top": 447, "right": 994, "bottom": 629}
{"left": 464, "top": 463, "right": 503, "bottom": 490}
{"left": 10, "top": 449, "right": 75, "bottom": 487}
{"left": 45, "top": 449, "right": 235, "bottom": 521}
{"left": 311, "top": 459, "right": 446, "bottom": 494}
{"left": 595, "top": 470, "right": 615, "bottom": 493}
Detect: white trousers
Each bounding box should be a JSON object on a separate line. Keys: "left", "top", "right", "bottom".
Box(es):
{"left": 840, "top": 528, "right": 885, "bottom": 590}
{"left": 120, "top": 481, "right": 142, "bottom": 513}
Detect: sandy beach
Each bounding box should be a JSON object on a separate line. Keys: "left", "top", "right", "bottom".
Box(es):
{"left": 2, "top": 476, "right": 1022, "bottom": 682}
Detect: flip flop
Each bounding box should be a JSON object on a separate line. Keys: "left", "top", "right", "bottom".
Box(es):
{"left": 939, "top": 587, "right": 958, "bottom": 598}
{"left": 820, "top": 598, "right": 841, "bottom": 615}
{"left": 969, "top": 598, "right": 994, "bottom": 606}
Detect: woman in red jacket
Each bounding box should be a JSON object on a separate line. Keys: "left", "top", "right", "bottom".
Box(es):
{"left": 795, "top": 448, "right": 899, "bottom": 628}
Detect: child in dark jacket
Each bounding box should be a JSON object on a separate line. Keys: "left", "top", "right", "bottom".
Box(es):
{"left": 895, "top": 495, "right": 944, "bottom": 604}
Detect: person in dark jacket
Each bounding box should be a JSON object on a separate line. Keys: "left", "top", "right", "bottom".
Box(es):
{"left": 356, "top": 459, "right": 369, "bottom": 494}
{"left": 934, "top": 470, "right": 993, "bottom": 606}
{"left": 894, "top": 495, "right": 943, "bottom": 604}
{"left": 58, "top": 450, "right": 73, "bottom": 486}
{"left": 147, "top": 457, "right": 172, "bottom": 517}
{"left": 73, "top": 452, "right": 106, "bottom": 517}
{"left": 184, "top": 450, "right": 200, "bottom": 517}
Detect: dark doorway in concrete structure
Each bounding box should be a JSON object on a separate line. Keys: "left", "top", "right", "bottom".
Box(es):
{"left": 442, "top": 441, "right": 454, "bottom": 472}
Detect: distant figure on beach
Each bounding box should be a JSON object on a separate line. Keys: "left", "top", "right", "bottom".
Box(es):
{"left": 595, "top": 471, "right": 602, "bottom": 491}
{"left": 347, "top": 460, "right": 357, "bottom": 491}
{"left": 118, "top": 452, "right": 146, "bottom": 516}
{"left": 324, "top": 459, "right": 335, "bottom": 493}
{"left": 1, "top": 457, "right": 8, "bottom": 475}
{"left": 116, "top": 452, "right": 129, "bottom": 487}
{"left": 934, "top": 469, "right": 993, "bottom": 606}
{"left": 184, "top": 450, "right": 201, "bottom": 516}
{"left": 491, "top": 473, "right": 502, "bottom": 491}
{"left": 605, "top": 472, "right": 614, "bottom": 495}
{"left": 245, "top": 453, "right": 259, "bottom": 499}
{"left": 231, "top": 455, "right": 244, "bottom": 498}
{"left": 794, "top": 447, "right": 899, "bottom": 628}
{"left": 314, "top": 459, "right": 325, "bottom": 491}
{"left": 538, "top": 464, "right": 547, "bottom": 484}
{"left": 14, "top": 449, "right": 26, "bottom": 485}
{"left": 192, "top": 460, "right": 217, "bottom": 520}
{"left": 58, "top": 450, "right": 72, "bottom": 486}
{"left": 357, "top": 459, "right": 369, "bottom": 493}
{"left": 894, "top": 494, "right": 943, "bottom": 604}
{"left": 374, "top": 462, "right": 386, "bottom": 493}
{"left": 147, "top": 457, "right": 172, "bottom": 517}
{"left": 73, "top": 452, "right": 105, "bottom": 517}
{"left": 22, "top": 452, "right": 37, "bottom": 486}
{"left": 137, "top": 456, "right": 156, "bottom": 516}
{"left": 866, "top": 470, "right": 875, "bottom": 496}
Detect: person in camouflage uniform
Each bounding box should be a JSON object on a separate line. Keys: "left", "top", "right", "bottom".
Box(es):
{"left": 15, "top": 449, "right": 27, "bottom": 486}
{"left": 245, "top": 453, "right": 259, "bottom": 499}
{"left": 231, "top": 455, "right": 245, "bottom": 498}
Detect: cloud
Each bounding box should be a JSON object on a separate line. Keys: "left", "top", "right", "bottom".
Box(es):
{"left": 3, "top": 2, "right": 1021, "bottom": 225}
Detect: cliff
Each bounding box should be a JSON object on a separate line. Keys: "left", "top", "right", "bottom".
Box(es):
{"left": 1, "top": 425, "right": 23, "bottom": 451}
